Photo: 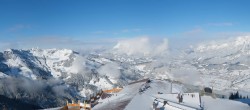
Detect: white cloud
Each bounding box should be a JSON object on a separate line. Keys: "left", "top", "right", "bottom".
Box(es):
{"left": 0, "top": 36, "right": 114, "bottom": 52}
{"left": 155, "top": 38, "right": 168, "bottom": 55}
{"left": 0, "top": 42, "right": 20, "bottom": 51}
{"left": 7, "top": 24, "right": 31, "bottom": 32}
{"left": 97, "top": 62, "right": 121, "bottom": 79}
{"left": 121, "top": 29, "right": 130, "bottom": 33}
{"left": 171, "top": 65, "right": 201, "bottom": 85}
{"left": 121, "top": 28, "right": 141, "bottom": 33}
{"left": 92, "top": 28, "right": 142, "bottom": 35}
{"left": 216, "top": 32, "right": 250, "bottom": 38}
{"left": 113, "top": 37, "right": 168, "bottom": 56}
{"left": 184, "top": 28, "right": 204, "bottom": 36}
{"left": 91, "top": 31, "right": 107, "bottom": 34}
{"left": 71, "top": 55, "right": 86, "bottom": 74}
{"left": 208, "top": 22, "right": 233, "bottom": 26}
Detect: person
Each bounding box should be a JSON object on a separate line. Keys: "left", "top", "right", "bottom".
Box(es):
{"left": 139, "top": 88, "right": 143, "bottom": 94}
{"left": 191, "top": 94, "right": 194, "bottom": 98}
{"left": 147, "top": 79, "right": 151, "bottom": 83}
{"left": 180, "top": 95, "right": 183, "bottom": 103}
{"left": 153, "top": 99, "right": 159, "bottom": 109}
{"left": 177, "top": 93, "right": 181, "bottom": 103}
{"left": 163, "top": 101, "right": 168, "bottom": 106}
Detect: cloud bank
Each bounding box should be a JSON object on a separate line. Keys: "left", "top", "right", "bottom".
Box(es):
{"left": 97, "top": 62, "right": 121, "bottom": 79}
{"left": 113, "top": 37, "right": 168, "bottom": 56}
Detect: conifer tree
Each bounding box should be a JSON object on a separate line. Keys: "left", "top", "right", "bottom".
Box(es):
{"left": 235, "top": 91, "right": 239, "bottom": 99}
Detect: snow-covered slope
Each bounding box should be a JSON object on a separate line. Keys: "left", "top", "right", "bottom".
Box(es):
{"left": 202, "top": 96, "right": 249, "bottom": 110}
{"left": 94, "top": 79, "right": 250, "bottom": 110}
{"left": 183, "top": 36, "right": 250, "bottom": 93}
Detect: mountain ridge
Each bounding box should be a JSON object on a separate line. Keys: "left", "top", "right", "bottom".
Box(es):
{"left": 0, "top": 36, "right": 250, "bottom": 108}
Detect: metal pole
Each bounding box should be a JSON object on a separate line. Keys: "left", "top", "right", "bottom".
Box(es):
{"left": 171, "top": 81, "right": 172, "bottom": 93}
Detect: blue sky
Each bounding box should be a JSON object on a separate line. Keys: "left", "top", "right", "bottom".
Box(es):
{"left": 0, "top": 0, "right": 250, "bottom": 49}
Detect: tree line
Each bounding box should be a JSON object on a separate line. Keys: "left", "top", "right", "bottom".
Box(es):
{"left": 229, "top": 91, "right": 249, "bottom": 100}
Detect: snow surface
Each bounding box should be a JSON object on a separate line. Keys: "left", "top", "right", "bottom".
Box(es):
{"left": 202, "top": 96, "right": 249, "bottom": 110}
{"left": 93, "top": 80, "right": 250, "bottom": 110}
{"left": 124, "top": 80, "right": 185, "bottom": 110}
{"left": 154, "top": 93, "right": 201, "bottom": 109}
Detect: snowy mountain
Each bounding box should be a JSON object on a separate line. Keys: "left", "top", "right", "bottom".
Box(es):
{"left": 0, "top": 48, "right": 147, "bottom": 108}
{"left": 0, "top": 36, "right": 250, "bottom": 109}
{"left": 184, "top": 36, "right": 250, "bottom": 93}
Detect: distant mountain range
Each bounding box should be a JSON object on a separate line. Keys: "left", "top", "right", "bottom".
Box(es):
{"left": 0, "top": 36, "right": 249, "bottom": 108}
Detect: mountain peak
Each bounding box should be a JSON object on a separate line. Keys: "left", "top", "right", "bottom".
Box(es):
{"left": 195, "top": 36, "right": 250, "bottom": 52}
